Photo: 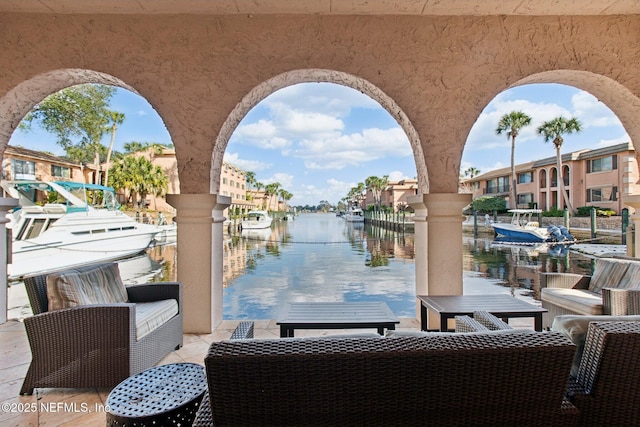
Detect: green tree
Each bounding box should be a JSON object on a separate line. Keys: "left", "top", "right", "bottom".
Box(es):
{"left": 265, "top": 182, "right": 281, "bottom": 211}
{"left": 104, "top": 111, "right": 126, "bottom": 187}
{"left": 245, "top": 171, "right": 256, "bottom": 200}
{"left": 365, "top": 175, "right": 389, "bottom": 210}
{"left": 109, "top": 155, "right": 168, "bottom": 208}
{"left": 496, "top": 111, "right": 532, "bottom": 209}
{"left": 19, "top": 84, "right": 119, "bottom": 182}
{"left": 537, "top": 116, "right": 582, "bottom": 213}
{"left": 463, "top": 167, "right": 480, "bottom": 178}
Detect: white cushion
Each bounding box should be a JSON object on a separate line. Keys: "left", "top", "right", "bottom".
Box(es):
{"left": 135, "top": 299, "right": 179, "bottom": 340}
{"left": 541, "top": 288, "right": 603, "bottom": 315}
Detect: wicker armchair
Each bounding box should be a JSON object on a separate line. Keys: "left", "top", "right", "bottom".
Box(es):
{"left": 566, "top": 321, "right": 640, "bottom": 426}
{"left": 194, "top": 330, "right": 577, "bottom": 426}
{"left": 20, "top": 265, "right": 183, "bottom": 395}
{"left": 541, "top": 258, "right": 640, "bottom": 329}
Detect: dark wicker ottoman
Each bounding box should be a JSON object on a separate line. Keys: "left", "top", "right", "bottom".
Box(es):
{"left": 106, "top": 362, "right": 206, "bottom": 427}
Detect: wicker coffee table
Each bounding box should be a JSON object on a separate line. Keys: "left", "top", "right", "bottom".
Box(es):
{"left": 417, "top": 294, "right": 547, "bottom": 332}
{"left": 106, "top": 362, "right": 207, "bottom": 426}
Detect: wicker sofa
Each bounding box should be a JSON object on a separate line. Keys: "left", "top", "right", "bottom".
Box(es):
{"left": 463, "top": 312, "right": 640, "bottom": 426}
{"left": 20, "top": 262, "right": 183, "bottom": 395}
{"left": 541, "top": 257, "right": 640, "bottom": 329}
{"left": 193, "top": 324, "right": 577, "bottom": 426}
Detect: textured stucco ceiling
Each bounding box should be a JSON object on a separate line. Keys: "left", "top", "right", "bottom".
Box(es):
{"left": 1, "top": 0, "right": 638, "bottom": 15}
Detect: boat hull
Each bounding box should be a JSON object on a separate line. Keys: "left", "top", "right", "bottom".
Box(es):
{"left": 491, "top": 223, "right": 548, "bottom": 243}
{"left": 9, "top": 228, "right": 158, "bottom": 280}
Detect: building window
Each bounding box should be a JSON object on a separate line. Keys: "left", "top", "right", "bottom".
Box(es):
{"left": 517, "top": 193, "right": 533, "bottom": 205}
{"left": 587, "top": 155, "right": 617, "bottom": 173}
{"left": 230, "top": 180, "right": 234, "bottom": 187}
{"left": 51, "top": 165, "right": 71, "bottom": 178}
{"left": 539, "top": 169, "right": 547, "bottom": 189}
{"left": 12, "top": 159, "right": 36, "bottom": 180}
{"left": 222, "top": 178, "right": 227, "bottom": 185}
{"left": 517, "top": 172, "right": 533, "bottom": 184}
{"left": 486, "top": 176, "right": 509, "bottom": 194}
{"left": 587, "top": 186, "right": 618, "bottom": 202}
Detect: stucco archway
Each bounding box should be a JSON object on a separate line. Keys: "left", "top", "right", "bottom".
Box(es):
{"left": 0, "top": 69, "right": 139, "bottom": 155}
{"left": 210, "top": 68, "right": 429, "bottom": 195}
{"left": 513, "top": 71, "right": 640, "bottom": 154}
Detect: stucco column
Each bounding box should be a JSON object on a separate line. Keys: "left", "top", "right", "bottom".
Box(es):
{"left": 1, "top": 197, "right": 19, "bottom": 324}
{"left": 623, "top": 194, "right": 640, "bottom": 257}
{"left": 407, "top": 196, "right": 427, "bottom": 318}
{"left": 409, "top": 193, "right": 471, "bottom": 330}
{"left": 166, "top": 193, "right": 231, "bottom": 333}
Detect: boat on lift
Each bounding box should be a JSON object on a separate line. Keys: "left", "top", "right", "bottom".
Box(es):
{"left": 241, "top": 210, "right": 273, "bottom": 230}
{"left": 2, "top": 180, "right": 160, "bottom": 280}
{"left": 491, "top": 209, "right": 574, "bottom": 244}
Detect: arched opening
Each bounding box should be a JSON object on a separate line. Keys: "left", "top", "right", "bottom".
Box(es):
{"left": 218, "top": 77, "right": 420, "bottom": 319}
{"left": 211, "top": 69, "right": 427, "bottom": 195}
{"left": 0, "top": 70, "right": 179, "bottom": 319}
{"left": 463, "top": 73, "right": 637, "bottom": 218}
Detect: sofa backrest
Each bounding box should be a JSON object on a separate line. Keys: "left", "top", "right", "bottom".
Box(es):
{"left": 204, "top": 332, "right": 575, "bottom": 426}
{"left": 589, "top": 258, "right": 633, "bottom": 293}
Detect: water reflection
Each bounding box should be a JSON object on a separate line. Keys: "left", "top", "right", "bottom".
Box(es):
{"left": 139, "top": 214, "right": 596, "bottom": 321}
{"left": 463, "top": 236, "right": 594, "bottom": 302}
{"left": 223, "top": 213, "right": 416, "bottom": 320}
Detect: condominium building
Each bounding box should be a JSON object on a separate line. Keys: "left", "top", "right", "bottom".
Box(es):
{"left": 365, "top": 178, "right": 419, "bottom": 212}
{"left": 463, "top": 142, "right": 639, "bottom": 214}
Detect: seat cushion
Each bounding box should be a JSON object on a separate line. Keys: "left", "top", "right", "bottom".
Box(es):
{"left": 46, "top": 263, "right": 128, "bottom": 311}
{"left": 618, "top": 261, "right": 640, "bottom": 289}
{"left": 551, "top": 314, "right": 640, "bottom": 377}
{"left": 588, "top": 258, "right": 631, "bottom": 293}
{"left": 541, "top": 288, "right": 603, "bottom": 315}
{"left": 136, "top": 299, "right": 179, "bottom": 340}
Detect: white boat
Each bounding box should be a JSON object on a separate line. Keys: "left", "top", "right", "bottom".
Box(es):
{"left": 2, "top": 180, "right": 160, "bottom": 280}
{"left": 491, "top": 209, "right": 574, "bottom": 244}
{"left": 241, "top": 210, "right": 273, "bottom": 229}
{"left": 344, "top": 207, "right": 365, "bottom": 222}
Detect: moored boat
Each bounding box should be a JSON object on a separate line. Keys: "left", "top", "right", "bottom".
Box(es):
{"left": 344, "top": 206, "right": 365, "bottom": 223}
{"left": 2, "top": 180, "right": 160, "bottom": 280}
{"left": 491, "top": 209, "right": 574, "bottom": 243}
{"left": 241, "top": 210, "right": 273, "bottom": 229}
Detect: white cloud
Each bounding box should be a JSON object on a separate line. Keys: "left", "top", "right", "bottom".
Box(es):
{"left": 387, "top": 170, "right": 411, "bottom": 181}
{"left": 223, "top": 152, "right": 271, "bottom": 172}
{"left": 263, "top": 172, "right": 294, "bottom": 189}
{"left": 295, "top": 128, "right": 410, "bottom": 170}
{"left": 571, "top": 90, "right": 623, "bottom": 128}
{"left": 136, "top": 110, "right": 147, "bottom": 116}
{"left": 265, "top": 83, "right": 379, "bottom": 117}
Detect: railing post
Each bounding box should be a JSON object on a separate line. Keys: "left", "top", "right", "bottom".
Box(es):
{"left": 590, "top": 207, "right": 597, "bottom": 240}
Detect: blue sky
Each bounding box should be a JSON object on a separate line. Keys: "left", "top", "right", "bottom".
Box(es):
{"left": 10, "top": 83, "right": 629, "bottom": 207}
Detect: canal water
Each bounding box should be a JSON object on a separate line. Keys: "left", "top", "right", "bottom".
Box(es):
{"left": 141, "top": 213, "right": 596, "bottom": 320}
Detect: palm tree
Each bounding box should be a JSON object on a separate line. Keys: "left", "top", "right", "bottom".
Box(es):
{"left": 537, "top": 116, "right": 582, "bottom": 213}
{"left": 245, "top": 171, "right": 256, "bottom": 199}
{"left": 265, "top": 182, "right": 281, "bottom": 211}
{"left": 496, "top": 111, "right": 532, "bottom": 209}
{"left": 365, "top": 175, "right": 389, "bottom": 210}
{"left": 463, "top": 167, "right": 480, "bottom": 178}
{"left": 104, "top": 111, "right": 125, "bottom": 187}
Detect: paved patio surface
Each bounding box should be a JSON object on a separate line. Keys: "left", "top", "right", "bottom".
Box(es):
{"left": 1, "top": 282, "right": 537, "bottom": 426}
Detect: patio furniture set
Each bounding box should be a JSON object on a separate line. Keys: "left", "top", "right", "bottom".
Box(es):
{"left": 16, "top": 259, "right": 640, "bottom": 426}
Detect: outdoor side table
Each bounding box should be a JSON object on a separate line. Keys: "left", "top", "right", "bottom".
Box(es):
{"left": 106, "top": 362, "right": 207, "bottom": 427}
